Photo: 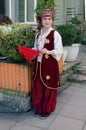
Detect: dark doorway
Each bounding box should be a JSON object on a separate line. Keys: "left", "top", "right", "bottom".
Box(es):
{"left": 0, "top": 0, "right": 5, "bottom": 15}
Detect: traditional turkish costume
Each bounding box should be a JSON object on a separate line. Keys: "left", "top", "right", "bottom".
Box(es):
{"left": 32, "top": 27, "right": 63, "bottom": 117}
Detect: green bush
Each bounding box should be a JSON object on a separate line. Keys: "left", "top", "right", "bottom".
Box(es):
{"left": 0, "top": 23, "right": 36, "bottom": 63}
{"left": 55, "top": 25, "right": 77, "bottom": 46}
{"left": 35, "top": 0, "right": 55, "bottom": 30}
{"left": 35, "top": 0, "right": 55, "bottom": 16}
{"left": 70, "top": 16, "right": 83, "bottom": 43}
{"left": 70, "top": 16, "right": 82, "bottom": 25}
{"left": 74, "top": 29, "right": 83, "bottom": 43}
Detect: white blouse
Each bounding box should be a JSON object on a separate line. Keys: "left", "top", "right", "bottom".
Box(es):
{"left": 33, "top": 27, "right": 63, "bottom": 62}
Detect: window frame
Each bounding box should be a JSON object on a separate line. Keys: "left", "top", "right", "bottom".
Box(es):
{"left": 8, "top": 0, "right": 37, "bottom": 24}
{"left": 24, "top": 0, "right": 37, "bottom": 24}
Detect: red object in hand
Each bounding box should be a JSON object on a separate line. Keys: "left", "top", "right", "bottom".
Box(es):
{"left": 19, "top": 46, "right": 40, "bottom": 63}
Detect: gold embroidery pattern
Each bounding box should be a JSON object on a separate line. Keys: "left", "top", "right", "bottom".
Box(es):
{"left": 45, "top": 38, "right": 50, "bottom": 44}
{"left": 32, "top": 61, "right": 38, "bottom": 83}
{"left": 40, "top": 62, "right": 58, "bottom": 90}
{"left": 45, "top": 54, "right": 49, "bottom": 59}
{"left": 46, "top": 75, "right": 50, "bottom": 80}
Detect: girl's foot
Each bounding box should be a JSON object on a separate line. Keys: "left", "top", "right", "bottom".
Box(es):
{"left": 39, "top": 113, "right": 50, "bottom": 119}
{"left": 33, "top": 111, "right": 41, "bottom": 117}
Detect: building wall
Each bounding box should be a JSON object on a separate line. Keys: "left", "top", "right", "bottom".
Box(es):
{"left": 54, "top": 0, "right": 67, "bottom": 25}
{"left": 67, "top": 0, "right": 84, "bottom": 23}
{"left": 54, "top": 0, "right": 84, "bottom": 25}
{"left": 0, "top": 0, "right": 85, "bottom": 25}
{"left": 85, "top": 0, "right": 86, "bottom": 21}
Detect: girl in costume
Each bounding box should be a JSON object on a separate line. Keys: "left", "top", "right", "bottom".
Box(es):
{"left": 32, "top": 9, "right": 63, "bottom": 118}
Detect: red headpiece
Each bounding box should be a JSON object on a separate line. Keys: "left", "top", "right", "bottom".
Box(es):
{"left": 41, "top": 9, "right": 54, "bottom": 18}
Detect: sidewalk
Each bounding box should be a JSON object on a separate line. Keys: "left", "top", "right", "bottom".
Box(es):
{"left": 0, "top": 45, "right": 86, "bottom": 130}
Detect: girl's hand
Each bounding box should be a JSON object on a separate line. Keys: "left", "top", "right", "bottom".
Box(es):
{"left": 41, "top": 48, "right": 55, "bottom": 56}
{"left": 41, "top": 48, "right": 49, "bottom": 54}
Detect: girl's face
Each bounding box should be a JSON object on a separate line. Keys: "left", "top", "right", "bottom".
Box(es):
{"left": 42, "top": 17, "right": 53, "bottom": 29}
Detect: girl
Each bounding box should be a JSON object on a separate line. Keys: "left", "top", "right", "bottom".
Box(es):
{"left": 32, "top": 9, "right": 63, "bottom": 119}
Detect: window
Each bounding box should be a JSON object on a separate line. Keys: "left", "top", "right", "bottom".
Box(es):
{"left": 19, "top": 0, "right": 24, "bottom": 22}
{"left": 0, "top": 0, "right": 5, "bottom": 15}
{"left": 85, "top": 0, "right": 86, "bottom": 21}
{"left": 27, "top": 0, "right": 35, "bottom": 22}
{"left": 8, "top": 0, "right": 37, "bottom": 24}
{"left": 18, "top": 0, "right": 37, "bottom": 23}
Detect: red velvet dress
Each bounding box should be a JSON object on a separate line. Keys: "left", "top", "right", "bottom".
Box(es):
{"left": 32, "top": 30, "right": 60, "bottom": 117}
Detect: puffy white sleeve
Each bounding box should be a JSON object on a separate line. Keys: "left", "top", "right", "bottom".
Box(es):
{"left": 52, "top": 30, "right": 63, "bottom": 61}
{"left": 32, "top": 34, "right": 38, "bottom": 50}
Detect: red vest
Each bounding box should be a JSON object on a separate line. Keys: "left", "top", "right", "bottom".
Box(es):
{"left": 33, "top": 30, "right": 60, "bottom": 89}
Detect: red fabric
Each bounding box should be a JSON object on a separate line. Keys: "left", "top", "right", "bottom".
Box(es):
{"left": 32, "top": 63, "right": 57, "bottom": 115}
{"left": 33, "top": 31, "right": 60, "bottom": 89}
{"left": 19, "top": 46, "right": 40, "bottom": 63}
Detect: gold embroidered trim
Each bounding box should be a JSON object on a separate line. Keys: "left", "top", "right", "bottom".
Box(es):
{"left": 32, "top": 60, "right": 38, "bottom": 83}
{"left": 40, "top": 62, "right": 58, "bottom": 90}
{"left": 45, "top": 54, "right": 49, "bottom": 59}
{"left": 45, "top": 38, "right": 50, "bottom": 44}
{"left": 46, "top": 75, "right": 50, "bottom": 80}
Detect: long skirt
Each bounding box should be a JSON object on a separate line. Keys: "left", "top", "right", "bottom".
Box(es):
{"left": 32, "top": 63, "right": 58, "bottom": 116}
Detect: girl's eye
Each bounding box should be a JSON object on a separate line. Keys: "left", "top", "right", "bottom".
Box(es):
{"left": 48, "top": 18, "right": 52, "bottom": 20}
{"left": 43, "top": 18, "right": 47, "bottom": 20}
{"left": 43, "top": 17, "right": 52, "bottom": 20}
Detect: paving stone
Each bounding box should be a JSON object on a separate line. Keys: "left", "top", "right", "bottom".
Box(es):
{"left": 49, "top": 116, "right": 84, "bottom": 130}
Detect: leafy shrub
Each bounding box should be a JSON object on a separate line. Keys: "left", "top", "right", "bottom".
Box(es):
{"left": 74, "top": 29, "right": 83, "bottom": 43}
{"left": 70, "top": 16, "right": 82, "bottom": 25}
{"left": 70, "top": 16, "right": 83, "bottom": 43}
{"left": 35, "top": 0, "right": 54, "bottom": 16}
{"left": 0, "top": 23, "right": 36, "bottom": 63}
{"left": 55, "top": 25, "right": 77, "bottom": 46}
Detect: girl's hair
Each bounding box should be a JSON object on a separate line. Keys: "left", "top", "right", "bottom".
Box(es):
{"left": 0, "top": 15, "right": 13, "bottom": 25}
